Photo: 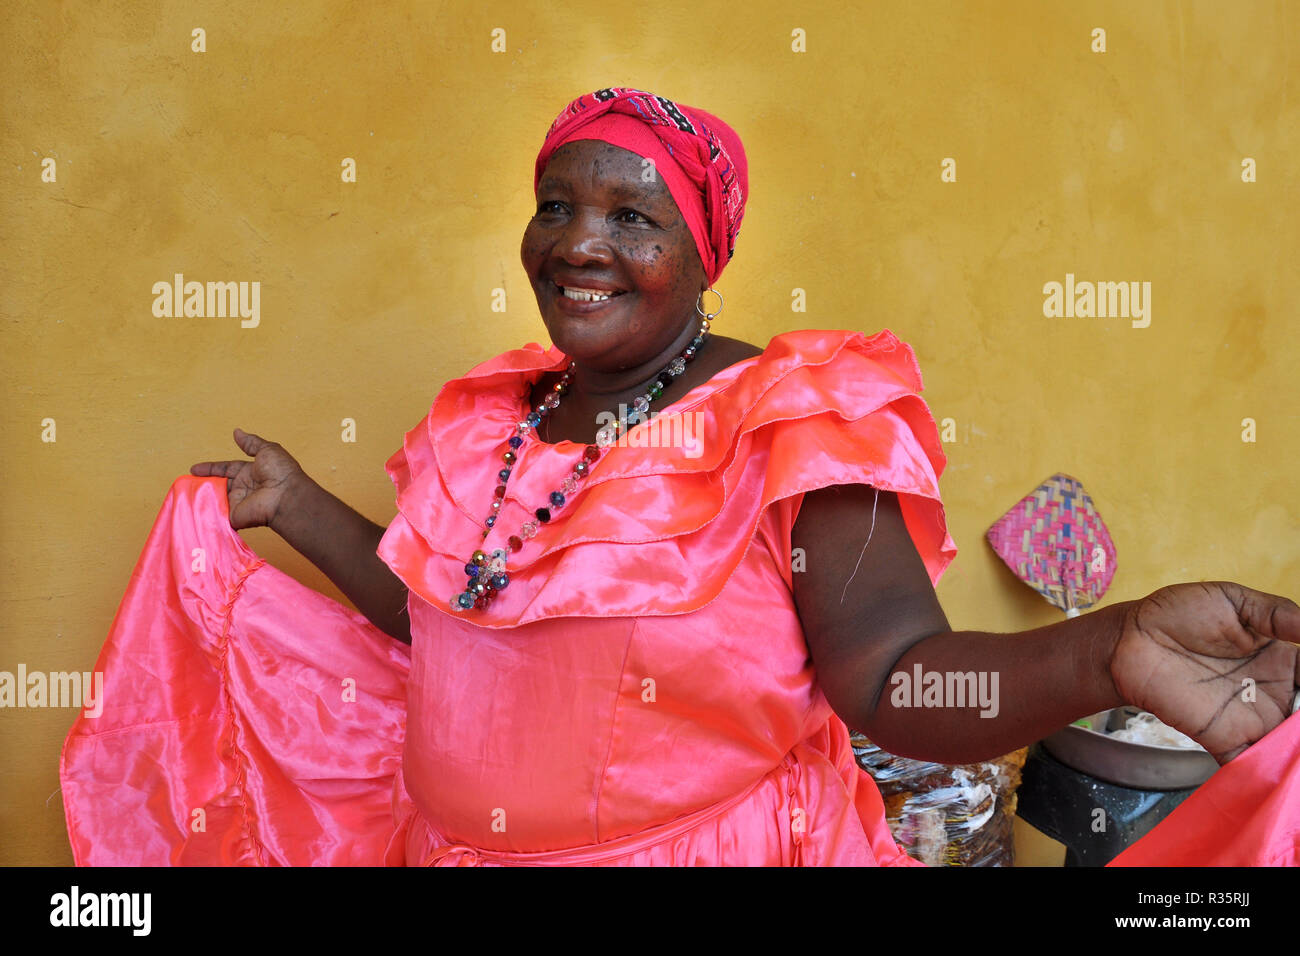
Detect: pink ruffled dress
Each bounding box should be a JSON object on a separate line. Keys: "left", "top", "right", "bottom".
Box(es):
{"left": 60, "top": 329, "right": 1300, "bottom": 865}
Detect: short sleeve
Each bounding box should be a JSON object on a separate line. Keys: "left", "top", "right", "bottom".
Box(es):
{"left": 376, "top": 329, "right": 957, "bottom": 626}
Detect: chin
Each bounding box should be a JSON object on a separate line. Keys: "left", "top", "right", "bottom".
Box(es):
{"left": 542, "top": 321, "right": 605, "bottom": 357}
{"left": 546, "top": 323, "right": 645, "bottom": 372}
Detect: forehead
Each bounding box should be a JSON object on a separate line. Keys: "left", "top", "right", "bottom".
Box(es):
{"left": 537, "top": 140, "right": 670, "bottom": 202}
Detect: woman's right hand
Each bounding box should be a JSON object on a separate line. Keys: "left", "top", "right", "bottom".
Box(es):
{"left": 190, "top": 428, "right": 307, "bottom": 531}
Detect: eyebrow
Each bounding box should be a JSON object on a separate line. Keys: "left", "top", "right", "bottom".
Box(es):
{"left": 536, "top": 177, "right": 660, "bottom": 204}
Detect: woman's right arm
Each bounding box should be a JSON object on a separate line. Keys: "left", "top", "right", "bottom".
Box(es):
{"left": 191, "top": 428, "right": 412, "bottom": 644}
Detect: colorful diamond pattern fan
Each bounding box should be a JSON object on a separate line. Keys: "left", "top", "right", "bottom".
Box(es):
{"left": 986, "top": 473, "right": 1117, "bottom": 617}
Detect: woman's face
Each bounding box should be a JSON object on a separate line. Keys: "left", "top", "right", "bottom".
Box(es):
{"left": 521, "top": 139, "right": 707, "bottom": 371}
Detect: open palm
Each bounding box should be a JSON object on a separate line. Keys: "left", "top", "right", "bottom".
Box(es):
{"left": 1111, "top": 582, "right": 1300, "bottom": 764}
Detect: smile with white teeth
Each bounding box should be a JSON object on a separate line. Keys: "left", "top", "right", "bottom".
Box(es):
{"left": 560, "top": 286, "right": 624, "bottom": 302}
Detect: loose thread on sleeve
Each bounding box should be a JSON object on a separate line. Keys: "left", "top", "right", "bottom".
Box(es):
{"left": 839, "top": 487, "right": 880, "bottom": 606}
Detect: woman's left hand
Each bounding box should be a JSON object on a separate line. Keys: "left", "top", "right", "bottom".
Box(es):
{"left": 1111, "top": 582, "right": 1300, "bottom": 764}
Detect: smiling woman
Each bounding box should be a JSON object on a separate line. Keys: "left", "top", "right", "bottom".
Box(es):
{"left": 521, "top": 138, "right": 763, "bottom": 447}
{"left": 527, "top": 140, "right": 704, "bottom": 366}
{"left": 61, "top": 87, "right": 1300, "bottom": 867}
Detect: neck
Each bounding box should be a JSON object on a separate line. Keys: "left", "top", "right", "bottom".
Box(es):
{"left": 568, "top": 319, "right": 700, "bottom": 404}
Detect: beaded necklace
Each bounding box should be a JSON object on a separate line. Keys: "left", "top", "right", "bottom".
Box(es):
{"left": 450, "top": 320, "right": 711, "bottom": 613}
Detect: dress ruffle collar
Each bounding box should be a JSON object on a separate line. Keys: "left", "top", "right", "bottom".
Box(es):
{"left": 378, "top": 328, "right": 955, "bottom": 624}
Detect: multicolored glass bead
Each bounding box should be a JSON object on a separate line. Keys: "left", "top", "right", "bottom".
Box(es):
{"left": 451, "top": 329, "right": 710, "bottom": 613}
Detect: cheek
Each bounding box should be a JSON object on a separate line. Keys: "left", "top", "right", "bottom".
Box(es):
{"left": 623, "top": 235, "right": 697, "bottom": 297}
{"left": 520, "top": 224, "right": 547, "bottom": 269}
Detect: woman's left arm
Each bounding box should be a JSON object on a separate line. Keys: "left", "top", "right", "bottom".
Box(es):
{"left": 791, "top": 483, "right": 1300, "bottom": 765}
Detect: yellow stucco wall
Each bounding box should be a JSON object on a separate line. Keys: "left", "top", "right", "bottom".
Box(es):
{"left": 3, "top": 1, "right": 1295, "bottom": 865}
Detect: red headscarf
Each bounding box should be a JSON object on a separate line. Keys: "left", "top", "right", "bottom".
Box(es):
{"left": 533, "top": 87, "right": 749, "bottom": 285}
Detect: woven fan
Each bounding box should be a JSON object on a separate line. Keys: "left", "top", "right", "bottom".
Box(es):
{"left": 986, "top": 473, "right": 1117, "bottom": 617}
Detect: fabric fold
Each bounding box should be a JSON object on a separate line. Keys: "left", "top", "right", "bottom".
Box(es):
{"left": 377, "top": 328, "right": 959, "bottom": 627}
{"left": 389, "top": 726, "right": 922, "bottom": 867}
{"left": 1106, "top": 710, "right": 1300, "bottom": 866}
{"left": 60, "top": 476, "right": 410, "bottom": 866}
{"left": 61, "top": 326, "right": 1300, "bottom": 868}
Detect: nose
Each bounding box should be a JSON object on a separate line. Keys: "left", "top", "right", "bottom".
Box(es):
{"left": 552, "top": 206, "right": 615, "bottom": 268}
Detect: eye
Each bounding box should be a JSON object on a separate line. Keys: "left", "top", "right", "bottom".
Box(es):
{"left": 536, "top": 200, "right": 564, "bottom": 215}
{"left": 616, "top": 208, "right": 652, "bottom": 225}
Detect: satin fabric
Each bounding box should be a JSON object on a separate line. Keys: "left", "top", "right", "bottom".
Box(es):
{"left": 61, "top": 328, "right": 1300, "bottom": 865}
{"left": 59, "top": 475, "right": 410, "bottom": 865}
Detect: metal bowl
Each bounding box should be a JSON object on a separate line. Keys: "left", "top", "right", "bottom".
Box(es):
{"left": 1041, "top": 706, "right": 1219, "bottom": 790}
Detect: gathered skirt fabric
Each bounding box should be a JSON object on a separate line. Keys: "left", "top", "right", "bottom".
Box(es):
{"left": 61, "top": 329, "right": 1300, "bottom": 865}
{"left": 61, "top": 477, "right": 921, "bottom": 866}
{"left": 59, "top": 476, "right": 1300, "bottom": 866}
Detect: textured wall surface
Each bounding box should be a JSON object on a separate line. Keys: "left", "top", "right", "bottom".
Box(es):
{"left": 2, "top": 0, "right": 1296, "bottom": 865}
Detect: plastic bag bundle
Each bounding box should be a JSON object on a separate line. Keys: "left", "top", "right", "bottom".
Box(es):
{"left": 851, "top": 733, "right": 1028, "bottom": 866}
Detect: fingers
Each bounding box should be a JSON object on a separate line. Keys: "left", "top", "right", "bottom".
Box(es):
{"left": 189, "top": 460, "right": 246, "bottom": 478}
{"left": 191, "top": 427, "right": 273, "bottom": 477}
{"left": 233, "top": 427, "right": 272, "bottom": 458}
{"left": 1217, "top": 742, "right": 1249, "bottom": 765}
{"left": 1229, "top": 583, "right": 1300, "bottom": 645}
